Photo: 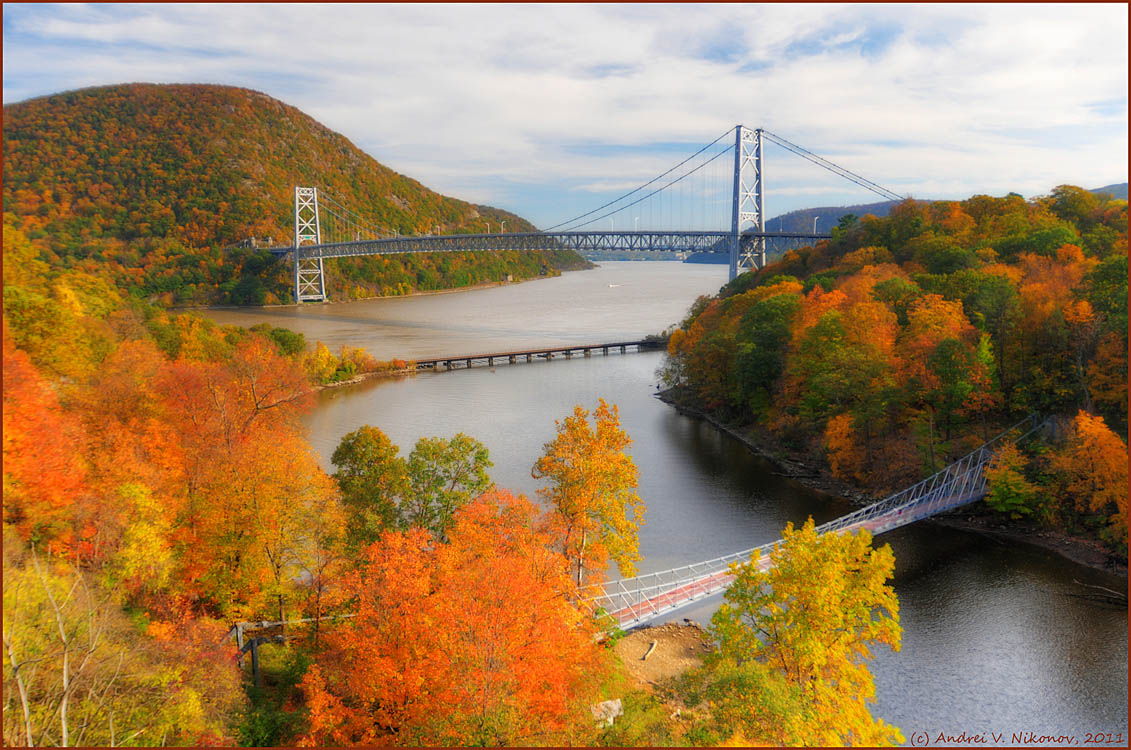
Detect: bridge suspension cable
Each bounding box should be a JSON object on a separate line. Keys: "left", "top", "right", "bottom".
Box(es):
{"left": 316, "top": 189, "right": 392, "bottom": 243}
{"left": 555, "top": 142, "right": 735, "bottom": 232}
{"left": 544, "top": 127, "right": 736, "bottom": 232}
{"left": 761, "top": 129, "right": 904, "bottom": 203}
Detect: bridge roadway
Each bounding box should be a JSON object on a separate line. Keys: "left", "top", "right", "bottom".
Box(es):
{"left": 270, "top": 229, "right": 831, "bottom": 261}
{"left": 413, "top": 340, "right": 664, "bottom": 371}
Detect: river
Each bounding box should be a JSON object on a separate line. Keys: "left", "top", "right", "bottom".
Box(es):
{"left": 204, "top": 262, "right": 1127, "bottom": 745}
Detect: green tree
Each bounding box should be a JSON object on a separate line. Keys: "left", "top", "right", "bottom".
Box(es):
{"left": 734, "top": 293, "right": 801, "bottom": 414}
{"left": 984, "top": 443, "right": 1040, "bottom": 519}
{"left": 331, "top": 426, "right": 409, "bottom": 551}
{"left": 1048, "top": 184, "right": 1099, "bottom": 227}
{"left": 401, "top": 433, "right": 493, "bottom": 540}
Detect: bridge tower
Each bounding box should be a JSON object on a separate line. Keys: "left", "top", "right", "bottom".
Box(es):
{"left": 293, "top": 187, "right": 327, "bottom": 303}
{"left": 728, "top": 125, "right": 765, "bottom": 281}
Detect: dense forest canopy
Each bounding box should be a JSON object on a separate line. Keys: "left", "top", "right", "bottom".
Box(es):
{"left": 664, "top": 186, "right": 1128, "bottom": 554}
{"left": 2, "top": 83, "right": 584, "bottom": 305}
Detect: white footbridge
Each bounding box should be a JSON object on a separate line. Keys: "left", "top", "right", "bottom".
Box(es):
{"left": 584, "top": 415, "right": 1046, "bottom": 630}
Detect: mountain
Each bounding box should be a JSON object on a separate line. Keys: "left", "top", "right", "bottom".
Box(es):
{"left": 2, "top": 83, "right": 585, "bottom": 305}
{"left": 767, "top": 199, "right": 903, "bottom": 235}
{"left": 686, "top": 182, "right": 1129, "bottom": 265}
{"left": 1090, "top": 182, "right": 1128, "bottom": 200}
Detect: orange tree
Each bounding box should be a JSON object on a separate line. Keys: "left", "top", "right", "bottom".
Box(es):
{"left": 299, "top": 490, "right": 608, "bottom": 746}
{"left": 1050, "top": 410, "right": 1128, "bottom": 550}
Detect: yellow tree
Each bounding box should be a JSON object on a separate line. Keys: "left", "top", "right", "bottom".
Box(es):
{"left": 532, "top": 399, "right": 644, "bottom": 586}
{"left": 705, "top": 518, "right": 903, "bottom": 746}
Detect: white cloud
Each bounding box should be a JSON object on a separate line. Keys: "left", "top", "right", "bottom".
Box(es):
{"left": 2, "top": 3, "right": 1126, "bottom": 224}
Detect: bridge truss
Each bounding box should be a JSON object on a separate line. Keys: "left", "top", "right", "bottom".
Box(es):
{"left": 272, "top": 228, "right": 829, "bottom": 263}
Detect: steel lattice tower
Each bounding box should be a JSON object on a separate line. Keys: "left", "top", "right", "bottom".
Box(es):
{"left": 729, "top": 126, "right": 765, "bottom": 281}
{"left": 293, "top": 187, "right": 327, "bottom": 303}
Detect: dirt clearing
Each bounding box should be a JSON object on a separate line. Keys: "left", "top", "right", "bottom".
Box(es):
{"left": 613, "top": 622, "right": 714, "bottom": 687}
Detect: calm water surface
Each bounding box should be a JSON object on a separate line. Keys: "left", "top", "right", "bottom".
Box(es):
{"left": 205, "top": 262, "right": 1127, "bottom": 744}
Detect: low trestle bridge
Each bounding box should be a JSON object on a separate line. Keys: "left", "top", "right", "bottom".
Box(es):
{"left": 413, "top": 339, "right": 664, "bottom": 371}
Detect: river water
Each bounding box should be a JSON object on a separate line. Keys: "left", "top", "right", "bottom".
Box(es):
{"left": 204, "top": 263, "right": 1127, "bottom": 744}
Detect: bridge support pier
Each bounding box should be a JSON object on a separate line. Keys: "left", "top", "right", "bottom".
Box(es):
{"left": 728, "top": 127, "right": 765, "bottom": 281}
{"left": 294, "top": 187, "right": 328, "bottom": 303}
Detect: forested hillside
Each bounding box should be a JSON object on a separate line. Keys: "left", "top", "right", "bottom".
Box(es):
{"left": 2, "top": 83, "right": 585, "bottom": 305}
{"left": 664, "top": 186, "right": 1128, "bottom": 556}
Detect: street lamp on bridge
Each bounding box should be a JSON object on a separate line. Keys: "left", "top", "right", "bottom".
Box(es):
{"left": 812, "top": 216, "right": 819, "bottom": 233}
{"left": 501, "top": 220, "right": 507, "bottom": 233}
{"left": 634, "top": 216, "right": 639, "bottom": 231}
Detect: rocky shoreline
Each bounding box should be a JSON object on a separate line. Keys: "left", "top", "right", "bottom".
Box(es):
{"left": 656, "top": 389, "right": 1127, "bottom": 579}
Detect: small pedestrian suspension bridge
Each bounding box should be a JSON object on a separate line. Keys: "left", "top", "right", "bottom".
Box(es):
{"left": 583, "top": 415, "right": 1047, "bottom": 631}
{"left": 273, "top": 126, "right": 905, "bottom": 302}
{"left": 226, "top": 415, "right": 1044, "bottom": 677}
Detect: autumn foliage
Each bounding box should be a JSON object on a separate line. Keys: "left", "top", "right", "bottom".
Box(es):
{"left": 702, "top": 518, "right": 903, "bottom": 746}
{"left": 533, "top": 399, "right": 645, "bottom": 586}
{"left": 299, "top": 491, "right": 607, "bottom": 746}
{"left": 665, "top": 188, "right": 1127, "bottom": 556}
{"left": 1051, "top": 411, "right": 1128, "bottom": 549}
{"left": 3, "top": 83, "right": 584, "bottom": 306}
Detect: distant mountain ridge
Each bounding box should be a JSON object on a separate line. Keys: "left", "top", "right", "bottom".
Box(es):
{"left": 1090, "top": 183, "right": 1128, "bottom": 200}
{"left": 2, "top": 83, "right": 583, "bottom": 305}
{"left": 767, "top": 182, "right": 1127, "bottom": 234}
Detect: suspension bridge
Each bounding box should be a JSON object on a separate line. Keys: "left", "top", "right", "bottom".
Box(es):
{"left": 582, "top": 414, "right": 1046, "bottom": 630}
{"left": 270, "top": 126, "right": 905, "bottom": 303}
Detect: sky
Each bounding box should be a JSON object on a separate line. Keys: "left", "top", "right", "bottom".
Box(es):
{"left": 3, "top": 3, "right": 1127, "bottom": 229}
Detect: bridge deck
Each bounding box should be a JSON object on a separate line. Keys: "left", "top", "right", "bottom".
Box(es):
{"left": 414, "top": 340, "right": 663, "bottom": 370}
{"left": 590, "top": 416, "right": 1045, "bottom": 630}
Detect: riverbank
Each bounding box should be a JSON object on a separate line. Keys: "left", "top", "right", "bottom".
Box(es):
{"left": 314, "top": 367, "right": 415, "bottom": 391}
{"left": 656, "top": 388, "right": 1127, "bottom": 578}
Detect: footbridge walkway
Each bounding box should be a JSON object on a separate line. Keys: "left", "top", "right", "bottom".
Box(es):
{"left": 583, "top": 414, "right": 1047, "bottom": 630}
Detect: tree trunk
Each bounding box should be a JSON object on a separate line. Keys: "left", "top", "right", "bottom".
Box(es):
{"left": 576, "top": 531, "right": 588, "bottom": 588}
